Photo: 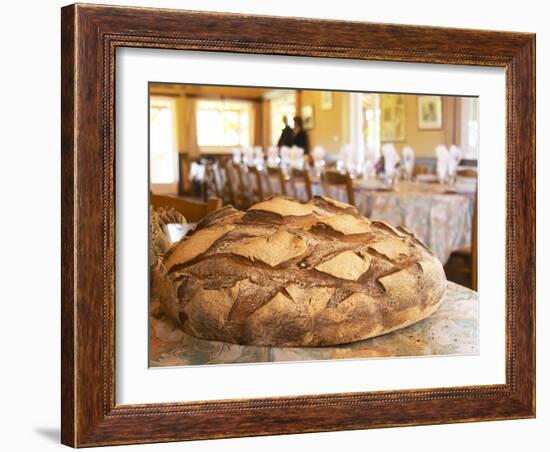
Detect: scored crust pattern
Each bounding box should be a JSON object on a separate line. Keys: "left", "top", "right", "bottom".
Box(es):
{"left": 153, "top": 196, "right": 446, "bottom": 346}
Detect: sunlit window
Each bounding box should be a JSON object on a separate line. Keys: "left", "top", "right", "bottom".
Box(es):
{"left": 196, "top": 100, "right": 251, "bottom": 148}
{"left": 461, "top": 97, "right": 479, "bottom": 159}
{"left": 150, "top": 97, "right": 177, "bottom": 184}
{"left": 362, "top": 93, "right": 381, "bottom": 161}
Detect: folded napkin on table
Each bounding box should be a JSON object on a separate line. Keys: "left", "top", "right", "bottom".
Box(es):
{"left": 362, "top": 160, "right": 376, "bottom": 180}
{"left": 382, "top": 143, "right": 400, "bottom": 176}
{"left": 339, "top": 144, "right": 353, "bottom": 169}
{"left": 189, "top": 162, "right": 205, "bottom": 181}
{"left": 312, "top": 146, "right": 326, "bottom": 163}
{"left": 232, "top": 148, "right": 241, "bottom": 164}
{"left": 448, "top": 145, "right": 463, "bottom": 176}
{"left": 267, "top": 146, "right": 279, "bottom": 167}
{"left": 253, "top": 146, "right": 264, "bottom": 167}
{"left": 402, "top": 146, "right": 415, "bottom": 175}
{"left": 290, "top": 146, "right": 305, "bottom": 168}
{"left": 280, "top": 146, "right": 291, "bottom": 167}
{"left": 242, "top": 146, "right": 255, "bottom": 165}
{"left": 435, "top": 145, "right": 449, "bottom": 181}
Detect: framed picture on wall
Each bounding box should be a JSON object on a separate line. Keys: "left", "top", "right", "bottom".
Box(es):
{"left": 61, "top": 3, "right": 535, "bottom": 447}
{"left": 321, "top": 91, "right": 333, "bottom": 110}
{"left": 380, "top": 94, "right": 406, "bottom": 141}
{"left": 301, "top": 104, "right": 315, "bottom": 130}
{"left": 418, "top": 95, "right": 443, "bottom": 129}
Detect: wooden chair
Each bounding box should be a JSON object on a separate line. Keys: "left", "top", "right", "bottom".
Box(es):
{"left": 290, "top": 168, "right": 313, "bottom": 201}
{"left": 457, "top": 168, "right": 478, "bottom": 178}
{"left": 212, "top": 159, "right": 234, "bottom": 206}
{"left": 221, "top": 160, "right": 238, "bottom": 207}
{"left": 321, "top": 171, "right": 355, "bottom": 206}
{"left": 202, "top": 163, "right": 219, "bottom": 201}
{"left": 265, "top": 166, "right": 287, "bottom": 196}
{"left": 233, "top": 162, "right": 248, "bottom": 200}
{"left": 150, "top": 194, "right": 222, "bottom": 222}
{"left": 225, "top": 162, "right": 250, "bottom": 209}
{"left": 444, "top": 190, "right": 478, "bottom": 290}
{"left": 177, "top": 152, "right": 192, "bottom": 196}
{"left": 413, "top": 164, "right": 431, "bottom": 176}
{"left": 247, "top": 166, "right": 266, "bottom": 203}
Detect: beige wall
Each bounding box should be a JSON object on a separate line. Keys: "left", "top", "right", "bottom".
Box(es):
{"left": 300, "top": 90, "right": 347, "bottom": 154}
{"left": 392, "top": 95, "right": 452, "bottom": 157}
{"left": 299, "top": 92, "right": 455, "bottom": 157}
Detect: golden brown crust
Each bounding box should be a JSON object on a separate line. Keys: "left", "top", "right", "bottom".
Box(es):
{"left": 154, "top": 196, "right": 446, "bottom": 346}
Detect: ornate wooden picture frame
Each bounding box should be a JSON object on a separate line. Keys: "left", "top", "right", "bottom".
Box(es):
{"left": 61, "top": 3, "right": 535, "bottom": 447}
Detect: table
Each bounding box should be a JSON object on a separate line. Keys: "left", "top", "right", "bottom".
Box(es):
{"left": 149, "top": 281, "right": 478, "bottom": 367}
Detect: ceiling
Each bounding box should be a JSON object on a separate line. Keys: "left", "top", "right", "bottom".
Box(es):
{"left": 149, "top": 83, "right": 272, "bottom": 99}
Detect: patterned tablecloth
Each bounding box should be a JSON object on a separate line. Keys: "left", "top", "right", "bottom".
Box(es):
{"left": 288, "top": 179, "right": 474, "bottom": 264}
{"left": 150, "top": 281, "right": 478, "bottom": 367}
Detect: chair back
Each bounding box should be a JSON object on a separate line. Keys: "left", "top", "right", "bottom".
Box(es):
{"left": 321, "top": 171, "right": 355, "bottom": 206}
{"left": 177, "top": 153, "right": 194, "bottom": 196}
{"left": 457, "top": 168, "right": 478, "bottom": 178}
{"left": 202, "top": 163, "right": 221, "bottom": 201}
{"left": 413, "top": 164, "right": 431, "bottom": 176}
{"left": 247, "top": 166, "right": 266, "bottom": 203}
{"left": 290, "top": 168, "right": 313, "bottom": 201}
{"left": 221, "top": 159, "right": 238, "bottom": 206}
{"left": 229, "top": 162, "right": 249, "bottom": 209}
{"left": 265, "top": 166, "right": 287, "bottom": 196}
{"left": 150, "top": 194, "right": 222, "bottom": 223}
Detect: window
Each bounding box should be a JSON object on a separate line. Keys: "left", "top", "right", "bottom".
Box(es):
{"left": 347, "top": 92, "right": 381, "bottom": 166}
{"left": 196, "top": 100, "right": 251, "bottom": 148}
{"left": 460, "top": 97, "right": 479, "bottom": 159}
{"left": 269, "top": 92, "right": 296, "bottom": 146}
{"left": 150, "top": 97, "right": 177, "bottom": 184}
{"left": 362, "top": 93, "right": 381, "bottom": 162}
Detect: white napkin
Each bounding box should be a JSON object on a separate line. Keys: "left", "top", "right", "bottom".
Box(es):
{"left": 448, "top": 145, "right": 463, "bottom": 176}
{"left": 267, "top": 146, "right": 279, "bottom": 167}
{"left": 280, "top": 146, "right": 291, "bottom": 167}
{"left": 362, "top": 160, "right": 376, "bottom": 180}
{"left": 312, "top": 146, "right": 326, "bottom": 162}
{"left": 339, "top": 144, "right": 352, "bottom": 167}
{"left": 365, "top": 145, "right": 380, "bottom": 165}
{"left": 435, "top": 145, "right": 449, "bottom": 181}
{"left": 253, "top": 146, "right": 264, "bottom": 168}
{"left": 189, "top": 162, "right": 205, "bottom": 181}
{"left": 402, "top": 146, "right": 415, "bottom": 174}
{"left": 232, "top": 148, "right": 241, "bottom": 164}
{"left": 339, "top": 144, "right": 361, "bottom": 174}
{"left": 242, "top": 146, "right": 254, "bottom": 165}
{"left": 382, "top": 143, "right": 400, "bottom": 176}
{"left": 290, "top": 146, "right": 305, "bottom": 169}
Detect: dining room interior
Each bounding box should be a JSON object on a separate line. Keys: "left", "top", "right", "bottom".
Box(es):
{"left": 149, "top": 82, "right": 478, "bottom": 291}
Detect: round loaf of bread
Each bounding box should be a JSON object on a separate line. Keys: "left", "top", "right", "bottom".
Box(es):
{"left": 153, "top": 196, "right": 446, "bottom": 347}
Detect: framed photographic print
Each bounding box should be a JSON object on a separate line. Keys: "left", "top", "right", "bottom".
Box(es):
{"left": 61, "top": 3, "right": 535, "bottom": 447}
{"left": 149, "top": 84, "right": 480, "bottom": 368}
{"left": 418, "top": 95, "right": 443, "bottom": 129}
{"left": 301, "top": 104, "right": 315, "bottom": 130}
{"left": 380, "top": 94, "right": 406, "bottom": 141}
